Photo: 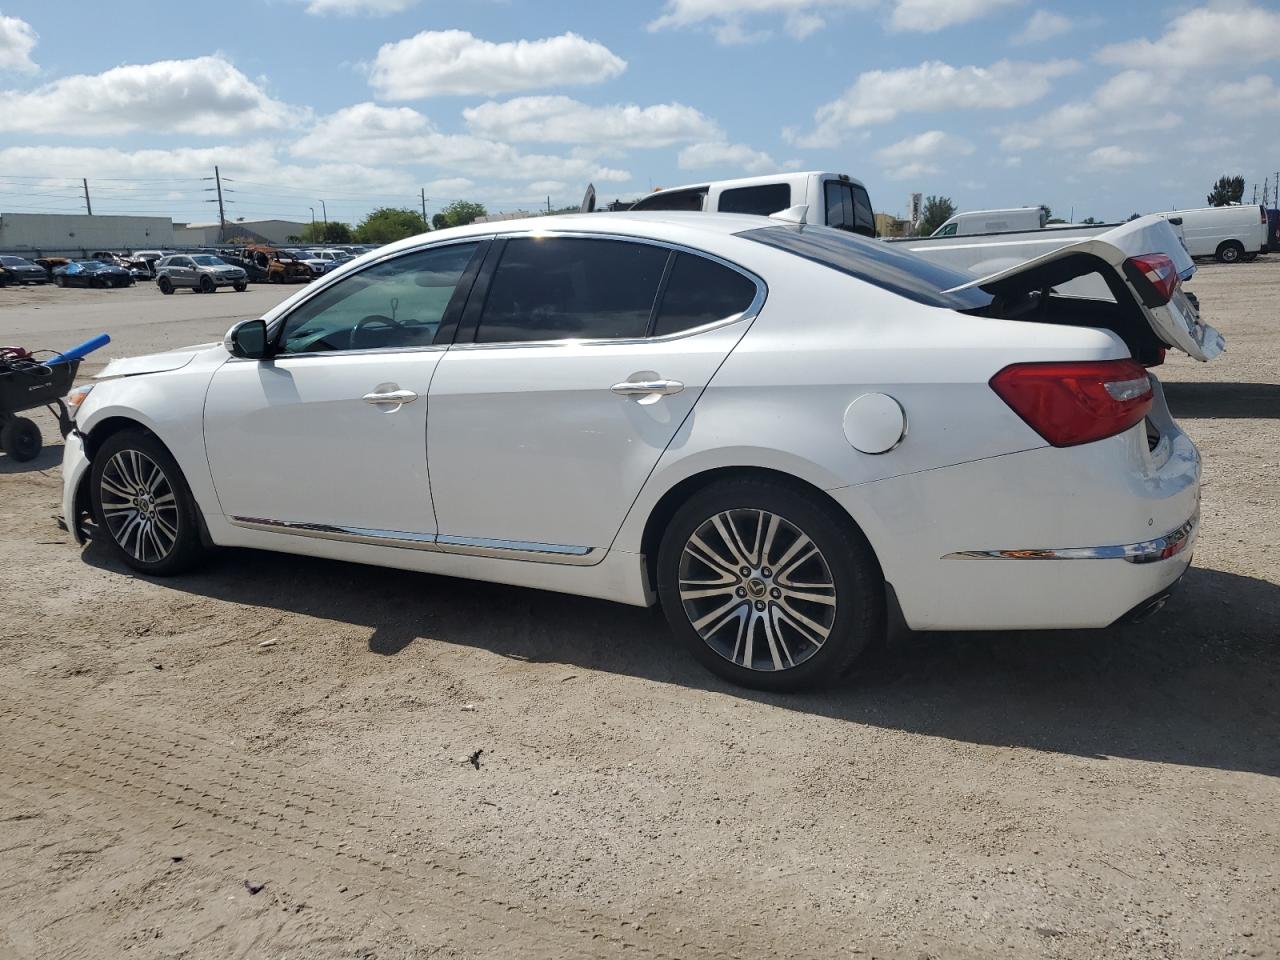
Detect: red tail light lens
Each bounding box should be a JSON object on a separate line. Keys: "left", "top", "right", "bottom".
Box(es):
{"left": 990, "top": 360, "right": 1153, "bottom": 447}
{"left": 1123, "top": 253, "right": 1179, "bottom": 305}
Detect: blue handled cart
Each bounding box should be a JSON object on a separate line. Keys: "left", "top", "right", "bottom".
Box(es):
{"left": 0, "top": 334, "right": 110, "bottom": 462}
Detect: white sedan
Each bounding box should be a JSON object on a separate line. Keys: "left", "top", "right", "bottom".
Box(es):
{"left": 61, "top": 211, "right": 1219, "bottom": 690}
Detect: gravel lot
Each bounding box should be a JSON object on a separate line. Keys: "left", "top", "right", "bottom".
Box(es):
{"left": 1, "top": 266, "right": 1277, "bottom": 960}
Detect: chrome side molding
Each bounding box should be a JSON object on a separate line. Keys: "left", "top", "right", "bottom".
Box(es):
{"left": 228, "top": 516, "right": 598, "bottom": 565}
{"left": 942, "top": 513, "right": 1198, "bottom": 565}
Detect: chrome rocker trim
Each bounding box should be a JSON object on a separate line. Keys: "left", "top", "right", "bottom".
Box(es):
{"left": 228, "top": 516, "right": 598, "bottom": 565}
{"left": 942, "top": 512, "right": 1198, "bottom": 565}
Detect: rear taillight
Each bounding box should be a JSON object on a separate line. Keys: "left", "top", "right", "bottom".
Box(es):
{"left": 1123, "top": 253, "right": 1179, "bottom": 306}
{"left": 990, "top": 360, "right": 1153, "bottom": 447}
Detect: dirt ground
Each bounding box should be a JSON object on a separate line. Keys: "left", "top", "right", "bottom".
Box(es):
{"left": 1, "top": 267, "right": 1277, "bottom": 960}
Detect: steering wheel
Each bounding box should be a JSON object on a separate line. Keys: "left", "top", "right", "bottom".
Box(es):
{"left": 349, "top": 314, "right": 402, "bottom": 350}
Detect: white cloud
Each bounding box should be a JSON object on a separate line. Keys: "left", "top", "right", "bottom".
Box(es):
{"left": 423, "top": 177, "right": 476, "bottom": 196}
{"left": 795, "top": 58, "right": 1078, "bottom": 146}
{"left": 1011, "top": 9, "right": 1071, "bottom": 45}
{"left": 999, "top": 132, "right": 1041, "bottom": 151}
{"left": 677, "top": 140, "right": 777, "bottom": 173}
{"left": 528, "top": 180, "right": 568, "bottom": 194}
{"left": 462, "top": 96, "right": 719, "bottom": 146}
{"left": 889, "top": 0, "right": 1021, "bottom": 33}
{"left": 874, "top": 130, "right": 974, "bottom": 180}
{"left": 368, "top": 30, "right": 626, "bottom": 100}
{"left": 302, "top": 0, "right": 418, "bottom": 13}
{"left": 1086, "top": 145, "right": 1149, "bottom": 170}
{"left": 1207, "top": 74, "right": 1280, "bottom": 114}
{"left": 0, "top": 13, "right": 37, "bottom": 73}
{"left": 291, "top": 103, "right": 632, "bottom": 184}
{"left": 1001, "top": 70, "right": 1181, "bottom": 152}
{"left": 0, "top": 56, "right": 301, "bottom": 136}
{"left": 649, "top": 0, "right": 874, "bottom": 44}
{"left": 1097, "top": 3, "right": 1280, "bottom": 70}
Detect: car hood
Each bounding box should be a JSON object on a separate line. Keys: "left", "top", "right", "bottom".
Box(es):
{"left": 95, "top": 342, "right": 221, "bottom": 379}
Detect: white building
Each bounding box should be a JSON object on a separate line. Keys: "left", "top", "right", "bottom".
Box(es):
{"left": 174, "top": 219, "right": 310, "bottom": 246}
{"left": 0, "top": 213, "right": 173, "bottom": 252}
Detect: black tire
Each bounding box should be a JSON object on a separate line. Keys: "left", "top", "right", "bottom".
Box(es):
{"left": 90, "top": 276, "right": 105, "bottom": 289}
{"left": 158, "top": 277, "right": 174, "bottom": 295}
{"left": 55, "top": 275, "right": 66, "bottom": 288}
{"left": 0, "top": 417, "right": 42, "bottom": 462}
{"left": 1216, "top": 241, "right": 1244, "bottom": 264}
{"left": 90, "top": 429, "right": 207, "bottom": 576}
{"left": 233, "top": 281, "right": 247, "bottom": 292}
{"left": 656, "top": 477, "right": 884, "bottom": 691}
{"left": 199, "top": 275, "right": 215, "bottom": 294}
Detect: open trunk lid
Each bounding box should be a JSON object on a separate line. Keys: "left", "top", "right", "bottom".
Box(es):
{"left": 946, "top": 215, "right": 1224, "bottom": 362}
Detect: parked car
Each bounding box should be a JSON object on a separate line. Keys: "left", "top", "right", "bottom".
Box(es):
{"left": 1152, "top": 204, "right": 1268, "bottom": 262}
{"left": 91, "top": 251, "right": 152, "bottom": 283}
{"left": 630, "top": 172, "right": 875, "bottom": 237}
{"left": 62, "top": 212, "right": 1220, "bottom": 690}
{"left": 244, "top": 246, "right": 312, "bottom": 283}
{"left": 128, "top": 251, "right": 172, "bottom": 279}
{"left": 929, "top": 207, "right": 1048, "bottom": 237}
{"left": 0, "top": 255, "right": 49, "bottom": 285}
{"left": 306, "top": 249, "right": 354, "bottom": 272}
{"left": 33, "top": 257, "right": 71, "bottom": 280}
{"left": 283, "top": 249, "right": 329, "bottom": 278}
{"left": 154, "top": 254, "right": 248, "bottom": 294}
{"left": 1266, "top": 208, "right": 1279, "bottom": 252}
{"left": 52, "top": 260, "right": 133, "bottom": 288}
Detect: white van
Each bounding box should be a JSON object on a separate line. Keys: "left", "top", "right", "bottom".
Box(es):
{"left": 929, "top": 207, "right": 1048, "bottom": 237}
{"left": 1152, "top": 205, "right": 1267, "bottom": 262}
{"left": 628, "top": 172, "right": 875, "bottom": 237}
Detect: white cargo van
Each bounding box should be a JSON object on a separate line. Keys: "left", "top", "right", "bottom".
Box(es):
{"left": 929, "top": 207, "right": 1048, "bottom": 237}
{"left": 1153, "top": 204, "right": 1267, "bottom": 262}
{"left": 628, "top": 172, "right": 876, "bottom": 237}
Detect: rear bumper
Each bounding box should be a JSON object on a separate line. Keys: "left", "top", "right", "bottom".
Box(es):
{"left": 832, "top": 405, "right": 1202, "bottom": 631}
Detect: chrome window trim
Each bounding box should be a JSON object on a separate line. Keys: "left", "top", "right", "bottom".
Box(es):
{"left": 942, "top": 512, "right": 1198, "bottom": 564}
{"left": 461, "top": 231, "right": 768, "bottom": 348}
{"left": 228, "top": 516, "right": 599, "bottom": 565}
{"left": 225, "top": 343, "right": 450, "bottom": 363}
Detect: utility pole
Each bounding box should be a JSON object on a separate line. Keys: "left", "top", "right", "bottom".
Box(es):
{"left": 420, "top": 188, "right": 428, "bottom": 226}
{"left": 320, "top": 200, "right": 328, "bottom": 232}
{"left": 82, "top": 178, "right": 92, "bottom": 215}
{"left": 214, "top": 166, "right": 227, "bottom": 243}
{"left": 546, "top": 195, "right": 552, "bottom": 214}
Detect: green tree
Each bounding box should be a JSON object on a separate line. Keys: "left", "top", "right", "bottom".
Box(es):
{"left": 355, "top": 207, "right": 429, "bottom": 244}
{"left": 915, "top": 195, "right": 956, "bottom": 236}
{"left": 1207, "top": 175, "right": 1245, "bottom": 207}
{"left": 431, "top": 213, "right": 449, "bottom": 231}
{"left": 300, "top": 220, "right": 354, "bottom": 244}
{"left": 1081, "top": 216, "right": 1101, "bottom": 224}
{"left": 439, "top": 200, "right": 488, "bottom": 228}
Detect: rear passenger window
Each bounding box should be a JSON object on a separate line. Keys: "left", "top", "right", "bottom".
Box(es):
{"left": 476, "top": 238, "right": 668, "bottom": 342}
{"left": 630, "top": 188, "right": 707, "bottom": 212}
{"left": 718, "top": 183, "right": 791, "bottom": 216}
{"left": 824, "top": 182, "right": 855, "bottom": 233}
{"left": 652, "top": 254, "right": 758, "bottom": 336}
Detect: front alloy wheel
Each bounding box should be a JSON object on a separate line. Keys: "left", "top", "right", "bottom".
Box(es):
{"left": 90, "top": 431, "right": 206, "bottom": 575}
{"left": 657, "top": 478, "right": 884, "bottom": 691}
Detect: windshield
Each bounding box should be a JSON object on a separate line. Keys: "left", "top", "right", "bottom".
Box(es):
{"left": 191, "top": 255, "right": 225, "bottom": 266}
{"left": 738, "top": 224, "right": 993, "bottom": 310}
{"left": 76, "top": 261, "right": 104, "bottom": 268}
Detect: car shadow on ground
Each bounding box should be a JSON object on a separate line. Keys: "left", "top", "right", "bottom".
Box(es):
{"left": 81, "top": 540, "right": 1280, "bottom": 778}
{"left": 0, "top": 443, "right": 63, "bottom": 474}
{"left": 1164, "top": 381, "right": 1280, "bottom": 419}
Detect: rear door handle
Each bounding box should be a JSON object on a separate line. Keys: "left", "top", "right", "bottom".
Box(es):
{"left": 610, "top": 378, "right": 685, "bottom": 397}
{"left": 363, "top": 389, "right": 419, "bottom": 405}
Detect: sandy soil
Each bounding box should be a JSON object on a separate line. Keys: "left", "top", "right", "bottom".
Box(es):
{"left": 1, "top": 267, "right": 1277, "bottom": 959}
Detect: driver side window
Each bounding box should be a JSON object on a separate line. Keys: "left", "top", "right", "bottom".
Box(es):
{"left": 278, "top": 242, "right": 480, "bottom": 355}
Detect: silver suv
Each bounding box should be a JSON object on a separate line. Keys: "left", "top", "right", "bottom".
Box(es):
{"left": 155, "top": 254, "right": 248, "bottom": 294}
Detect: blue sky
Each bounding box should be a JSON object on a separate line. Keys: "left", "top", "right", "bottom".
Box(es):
{"left": 1, "top": 0, "right": 1278, "bottom": 226}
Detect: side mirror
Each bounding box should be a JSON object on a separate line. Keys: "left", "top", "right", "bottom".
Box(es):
{"left": 224, "top": 318, "right": 271, "bottom": 359}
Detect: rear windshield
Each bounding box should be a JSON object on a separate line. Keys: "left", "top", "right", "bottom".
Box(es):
{"left": 739, "top": 224, "right": 993, "bottom": 310}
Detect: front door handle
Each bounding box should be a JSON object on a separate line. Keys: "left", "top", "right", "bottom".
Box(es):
{"left": 610, "top": 378, "right": 685, "bottom": 398}
{"left": 363, "top": 389, "right": 419, "bottom": 406}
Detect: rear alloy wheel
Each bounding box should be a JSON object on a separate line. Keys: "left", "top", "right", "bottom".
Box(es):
{"left": 90, "top": 431, "right": 206, "bottom": 575}
{"left": 658, "top": 478, "right": 883, "bottom": 691}
{"left": 199, "top": 275, "right": 215, "bottom": 294}
{"left": 1216, "top": 241, "right": 1244, "bottom": 264}
{"left": 158, "top": 277, "right": 174, "bottom": 295}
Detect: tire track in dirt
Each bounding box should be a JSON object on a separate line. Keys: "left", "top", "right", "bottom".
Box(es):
{"left": 0, "top": 683, "right": 745, "bottom": 959}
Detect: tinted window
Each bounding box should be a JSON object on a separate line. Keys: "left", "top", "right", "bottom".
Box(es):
{"left": 279, "top": 242, "right": 479, "bottom": 354}
{"left": 476, "top": 238, "right": 667, "bottom": 343}
{"left": 851, "top": 185, "right": 875, "bottom": 236}
{"left": 740, "top": 225, "right": 994, "bottom": 310}
{"left": 934, "top": 223, "right": 958, "bottom": 237}
{"left": 825, "top": 182, "right": 854, "bottom": 232}
{"left": 630, "top": 188, "right": 707, "bottom": 212}
{"left": 718, "top": 183, "right": 790, "bottom": 216}
{"left": 652, "top": 254, "right": 757, "bottom": 336}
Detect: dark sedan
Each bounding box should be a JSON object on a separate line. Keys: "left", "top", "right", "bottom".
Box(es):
{"left": 52, "top": 260, "right": 135, "bottom": 288}
{"left": 0, "top": 255, "right": 49, "bottom": 285}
